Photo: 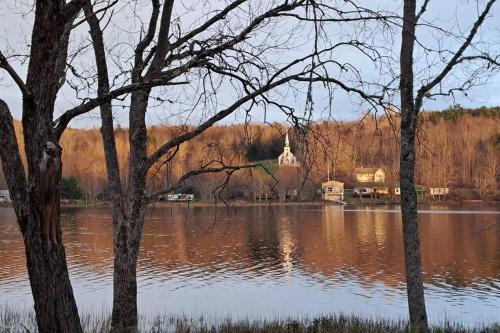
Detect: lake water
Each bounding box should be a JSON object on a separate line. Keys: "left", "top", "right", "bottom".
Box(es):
{"left": 0, "top": 204, "right": 499, "bottom": 326}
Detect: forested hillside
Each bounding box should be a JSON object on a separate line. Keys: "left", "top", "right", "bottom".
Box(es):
{"left": 1, "top": 106, "right": 498, "bottom": 200}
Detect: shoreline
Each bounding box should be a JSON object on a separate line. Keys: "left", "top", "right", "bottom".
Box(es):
{"left": 1, "top": 199, "right": 499, "bottom": 209}
{"left": 147, "top": 199, "right": 500, "bottom": 207}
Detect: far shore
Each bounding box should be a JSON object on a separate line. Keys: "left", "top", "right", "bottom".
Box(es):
{"left": 2, "top": 199, "right": 497, "bottom": 209}
{"left": 144, "top": 199, "right": 499, "bottom": 208}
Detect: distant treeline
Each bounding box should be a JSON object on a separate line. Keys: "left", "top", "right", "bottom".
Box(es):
{"left": 426, "top": 105, "right": 500, "bottom": 122}
{"left": 1, "top": 105, "right": 498, "bottom": 201}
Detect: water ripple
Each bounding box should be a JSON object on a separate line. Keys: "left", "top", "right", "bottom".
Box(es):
{"left": 0, "top": 204, "right": 499, "bottom": 326}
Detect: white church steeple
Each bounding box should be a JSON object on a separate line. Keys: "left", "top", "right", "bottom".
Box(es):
{"left": 278, "top": 131, "right": 299, "bottom": 167}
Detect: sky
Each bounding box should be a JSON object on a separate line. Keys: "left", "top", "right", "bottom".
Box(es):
{"left": 0, "top": 0, "right": 499, "bottom": 129}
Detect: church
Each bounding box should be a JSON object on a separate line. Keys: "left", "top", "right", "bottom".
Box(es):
{"left": 277, "top": 133, "right": 299, "bottom": 167}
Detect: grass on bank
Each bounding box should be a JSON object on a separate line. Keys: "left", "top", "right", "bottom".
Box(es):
{"left": 1, "top": 306, "right": 499, "bottom": 333}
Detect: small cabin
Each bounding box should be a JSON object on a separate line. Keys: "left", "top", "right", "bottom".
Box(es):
{"left": 354, "top": 168, "right": 386, "bottom": 184}
{"left": 322, "top": 180, "right": 344, "bottom": 201}
{"left": 429, "top": 187, "right": 449, "bottom": 198}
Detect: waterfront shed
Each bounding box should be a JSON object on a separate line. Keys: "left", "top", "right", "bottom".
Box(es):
{"left": 322, "top": 180, "right": 344, "bottom": 201}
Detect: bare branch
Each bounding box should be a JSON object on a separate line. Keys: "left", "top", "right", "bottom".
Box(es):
{"left": 134, "top": 0, "right": 161, "bottom": 70}
{"left": 415, "top": 0, "right": 430, "bottom": 23}
{"left": 415, "top": 0, "right": 498, "bottom": 110}
{"left": 73, "top": 0, "right": 118, "bottom": 29}
{"left": 53, "top": 75, "right": 190, "bottom": 139}
{"left": 0, "top": 51, "right": 31, "bottom": 98}
{"left": 63, "top": 0, "right": 86, "bottom": 22}
{"left": 167, "top": 0, "right": 247, "bottom": 52}
{"left": 455, "top": 54, "right": 500, "bottom": 67}
{"left": 147, "top": 162, "right": 270, "bottom": 200}
{"left": 146, "top": 70, "right": 383, "bottom": 170}
{"left": 0, "top": 99, "right": 28, "bottom": 229}
{"left": 83, "top": 0, "right": 124, "bottom": 204}
{"left": 146, "top": 0, "right": 175, "bottom": 77}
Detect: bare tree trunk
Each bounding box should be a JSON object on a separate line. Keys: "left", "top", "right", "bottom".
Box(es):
{"left": 399, "top": 1, "right": 428, "bottom": 331}
{"left": 110, "top": 224, "right": 140, "bottom": 333}
{"left": 25, "top": 227, "right": 83, "bottom": 333}
{"left": 0, "top": 101, "right": 83, "bottom": 333}
{"left": 83, "top": 2, "right": 158, "bottom": 330}
{"left": 107, "top": 0, "right": 171, "bottom": 321}
{"left": 109, "top": 87, "right": 150, "bottom": 331}
{"left": 82, "top": 3, "right": 139, "bottom": 331}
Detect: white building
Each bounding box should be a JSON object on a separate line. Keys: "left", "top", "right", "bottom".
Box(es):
{"left": 429, "top": 187, "right": 449, "bottom": 197}
{"left": 0, "top": 190, "right": 11, "bottom": 203}
{"left": 277, "top": 133, "right": 299, "bottom": 167}
{"left": 354, "top": 167, "right": 386, "bottom": 183}
{"left": 322, "top": 180, "right": 344, "bottom": 201}
{"left": 159, "top": 193, "right": 195, "bottom": 201}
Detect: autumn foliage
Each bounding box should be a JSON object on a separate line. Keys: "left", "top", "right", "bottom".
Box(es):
{"left": 1, "top": 106, "right": 498, "bottom": 201}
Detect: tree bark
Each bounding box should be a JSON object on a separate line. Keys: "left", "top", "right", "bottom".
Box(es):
{"left": 109, "top": 88, "right": 150, "bottom": 332}
{"left": 0, "top": 100, "right": 83, "bottom": 333}
{"left": 399, "top": 1, "right": 429, "bottom": 332}
{"left": 110, "top": 224, "right": 140, "bottom": 333}
{"left": 24, "top": 226, "right": 83, "bottom": 333}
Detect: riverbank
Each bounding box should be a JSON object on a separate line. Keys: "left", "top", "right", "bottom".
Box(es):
{"left": 1, "top": 307, "right": 499, "bottom": 333}
{"left": 1, "top": 199, "right": 498, "bottom": 209}
{"left": 135, "top": 199, "right": 500, "bottom": 208}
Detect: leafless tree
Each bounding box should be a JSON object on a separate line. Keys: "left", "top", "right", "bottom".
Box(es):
{"left": 0, "top": 2, "right": 87, "bottom": 331}
{"left": 78, "top": 1, "right": 390, "bottom": 331}
{"left": 399, "top": 0, "right": 499, "bottom": 331}
{"left": 474, "top": 145, "right": 498, "bottom": 199}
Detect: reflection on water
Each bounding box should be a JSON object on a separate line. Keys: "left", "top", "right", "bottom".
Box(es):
{"left": 0, "top": 204, "right": 499, "bottom": 325}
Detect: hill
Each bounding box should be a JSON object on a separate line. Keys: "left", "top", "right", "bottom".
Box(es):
{"left": 1, "top": 106, "right": 498, "bottom": 201}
